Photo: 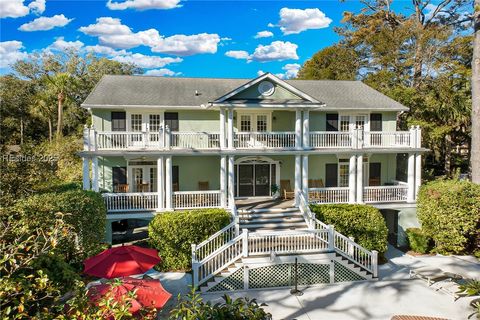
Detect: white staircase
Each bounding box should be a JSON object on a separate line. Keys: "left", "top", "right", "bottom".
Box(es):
{"left": 238, "top": 207, "right": 307, "bottom": 231}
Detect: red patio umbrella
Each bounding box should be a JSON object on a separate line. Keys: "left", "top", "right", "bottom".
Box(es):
{"left": 84, "top": 245, "right": 161, "bottom": 278}
{"left": 88, "top": 277, "right": 172, "bottom": 312}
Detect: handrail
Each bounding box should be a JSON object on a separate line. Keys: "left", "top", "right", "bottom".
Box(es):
{"left": 193, "top": 222, "right": 237, "bottom": 261}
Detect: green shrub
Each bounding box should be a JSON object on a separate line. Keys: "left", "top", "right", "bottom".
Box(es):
{"left": 406, "top": 228, "right": 431, "bottom": 254}
{"left": 12, "top": 189, "right": 107, "bottom": 265}
{"left": 31, "top": 254, "right": 80, "bottom": 292}
{"left": 148, "top": 208, "right": 231, "bottom": 271}
{"left": 417, "top": 179, "right": 480, "bottom": 254}
{"left": 458, "top": 279, "right": 480, "bottom": 296}
{"left": 169, "top": 288, "right": 271, "bottom": 320}
{"left": 310, "top": 204, "right": 388, "bottom": 254}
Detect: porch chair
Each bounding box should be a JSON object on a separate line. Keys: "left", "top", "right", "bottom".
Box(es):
{"left": 308, "top": 179, "right": 325, "bottom": 201}
{"left": 173, "top": 182, "right": 179, "bottom": 192}
{"left": 196, "top": 181, "right": 210, "bottom": 206}
{"left": 114, "top": 184, "right": 129, "bottom": 193}
{"left": 136, "top": 183, "right": 150, "bottom": 193}
{"left": 280, "top": 180, "right": 295, "bottom": 200}
{"left": 198, "top": 181, "right": 209, "bottom": 190}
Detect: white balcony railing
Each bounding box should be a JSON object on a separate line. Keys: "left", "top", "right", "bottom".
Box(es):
{"left": 95, "top": 131, "right": 161, "bottom": 150}
{"left": 171, "top": 132, "right": 220, "bottom": 149}
{"left": 363, "top": 131, "right": 411, "bottom": 148}
{"left": 102, "top": 192, "right": 158, "bottom": 212}
{"left": 363, "top": 185, "right": 408, "bottom": 203}
{"left": 308, "top": 187, "right": 350, "bottom": 204}
{"left": 234, "top": 132, "right": 296, "bottom": 149}
{"left": 173, "top": 190, "right": 222, "bottom": 209}
{"left": 309, "top": 131, "right": 352, "bottom": 148}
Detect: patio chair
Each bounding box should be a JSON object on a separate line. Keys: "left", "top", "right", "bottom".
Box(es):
{"left": 198, "top": 181, "right": 209, "bottom": 190}
{"left": 409, "top": 266, "right": 462, "bottom": 286}
{"left": 280, "top": 180, "right": 295, "bottom": 200}
{"left": 172, "top": 182, "right": 179, "bottom": 192}
{"left": 308, "top": 179, "right": 325, "bottom": 201}
{"left": 136, "top": 183, "right": 150, "bottom": 192}
{"left": 114, "top": 184, "right": 129, "bottom": 193}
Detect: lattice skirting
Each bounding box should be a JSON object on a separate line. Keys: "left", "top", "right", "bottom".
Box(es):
{"left": 206, "top": 262, "right": 366, "bottom": 292}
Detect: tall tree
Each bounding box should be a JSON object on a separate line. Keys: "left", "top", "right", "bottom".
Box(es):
{"left": 44, "top": 73, "right": 75, "bottom": 139}
{"left": 472, "top": 0, "right": 480, "bottom": 183}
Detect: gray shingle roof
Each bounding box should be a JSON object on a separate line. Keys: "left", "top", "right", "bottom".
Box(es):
{"left": 82, "top": 75, "right": 408, "bottom": 111}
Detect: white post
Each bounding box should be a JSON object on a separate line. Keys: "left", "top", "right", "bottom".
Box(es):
{"left": 191, "top": 244, "right": 199, "bottom": 288}
{"left": 157, "top": 157, "right": 164, "bottom": 211}
{"left": 302, "top": 110, "right": 310, "bottom": 148}
{"left": 220, "top": 155, "right": 227, "bottom": 207}
{"left": 372, "top": 250, "right": 378, "bottom": 278}
{"left": 295, "top": 110, "right": 302, "bottom": 149}
{"left": 227, "top": 109, "right": 234, "bottom": 149}
{"left": 228, "top": 155, "right": 235, "bottom": 208}
{"left": 356, "top": 154, "right": 363, "bottom": 203}
{"left": 416, "top": 125, "right": 422, "bottom": 148}
{"left": 357, "top": 126, "right": 364, "bottom": 149}
{"left": 82, "top": 157, "right": 90, "bottom": 190}
{"left": 328, "top": 224, "right": 335, "bottom": 251}
{"left": 83, "top": 125, "right": 90, "bottom": 151}
{"left": 165, "top": 156, "right": 173, "bottom": 210}
{"left": 294, "top": 155, "right": 302, "bottom": 205}
{"left": 90, "top": 125, "right": 96, "bottom": 151}
{"left": 242, "top": 228, "right": 248, "bottom": 257}
{"left": 349, "top": 155, "right": 356, "bottom": 203}
{"left": 220, "top": 108, "right": 226, "bottom": 149}
{"left": 407, "top": 153, "right": 415, "bottom": 203}
{"left": 243, "top": 266, "right": 249, "bottom": 290}
{"left": 159, "top": 126, "right": 164, "bottom": 149}
{"left": 165, "top": 125, "right": 171, "bottom": 149}
{"left": 415, "top": 153, "right": 422, "bottom": 199}
{"left": 302, "top": 155, "right": 309, "bottom": 201}
{"left": 92, "top": 156, "right": 99, "bottom": 192}
{"left": 409, "top": 126, "right": 416, "bottom": 148}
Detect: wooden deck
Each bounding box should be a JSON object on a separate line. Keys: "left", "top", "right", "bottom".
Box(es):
{"left": 235, "top": 197, "right": 295, "bottom": 211}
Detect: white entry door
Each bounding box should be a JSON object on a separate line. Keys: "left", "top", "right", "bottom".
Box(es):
{"left": 129, "top": 165, "right": 157, "bottom": 192}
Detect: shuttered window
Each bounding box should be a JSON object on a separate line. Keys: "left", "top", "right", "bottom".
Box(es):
{"left": 111, "top": 112, "right": 126, "bottom": 131}
{"left": 325, "top": 163, "right": 338, "bottom": 187}
{"left": 370, "top": 113, "right": 383, "bottom": 131}
{"left": 326, "top": 114, "right": 338, "bottom": 131}
{"left": 165, "top": 112, "right": 179, "bottom": 132}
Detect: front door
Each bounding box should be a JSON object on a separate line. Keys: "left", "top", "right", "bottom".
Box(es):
{"left": 254, "top": 164, "right": 270, "bottom": 196}
{"left": 129, "top": 165, "right": 157, "bottom": 192}
{"left": 237, "top": 163, "right": 272, "bottom": 197}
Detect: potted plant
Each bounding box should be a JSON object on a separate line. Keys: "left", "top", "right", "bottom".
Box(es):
{"left": 271, "top": 184, "right": 279, "bottom": 198}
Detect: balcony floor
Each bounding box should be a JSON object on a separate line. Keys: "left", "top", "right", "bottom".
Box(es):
{"left": 235, "top": 197, "right": 295, "bottom": 211}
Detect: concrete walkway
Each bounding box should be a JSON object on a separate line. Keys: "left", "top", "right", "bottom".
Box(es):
{"left": 202, "top": 247, "right": 480, "bottom": 319}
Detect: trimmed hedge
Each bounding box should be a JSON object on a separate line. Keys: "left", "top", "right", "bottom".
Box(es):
{"left": 310, "top": 204, "right": 388, "bottom": 254}
{"left": 12, "top": 188, "right": 107, "bottom": 265}
{"left": 148, "top": 208, "right": 231, "bottom": 271}
{"left": 417, "top": 179, "right": 480, "bottom": 254}
{"left": 406, "top": 228, "right": 431, "bottom": 254}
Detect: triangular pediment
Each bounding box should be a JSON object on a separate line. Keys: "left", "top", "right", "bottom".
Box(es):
{"left": 213, "top": 73, "right": 319, "bottom": 104}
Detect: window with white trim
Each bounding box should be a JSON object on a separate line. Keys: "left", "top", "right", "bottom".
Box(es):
{"left": 240, "top": 115, "right": 252, "bottom": 131}
{"left": 339, "top": 114, "right": 368, "bottom": 131}
{"left": 149, "top": 114, "right": 161, "bottom": 132}
{"left": 338, "top": 159, "right": 349, "bottom": 187}
{"left": 256, "top": 115, "right": 267, "bottom": 132}
{"left": 131, "top": 114, "right": 142, "bottom": 132}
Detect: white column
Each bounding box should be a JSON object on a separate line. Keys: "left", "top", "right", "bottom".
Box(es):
{"left": 82, "top": 157, "right": 90, "bottom": 190}
{"left": 356, "top": 154, "right": 363, "bottom": 203}
{"left": 407, "top": 153, "right": 415, "bottom": 203}
{"left": 92, "top": 156, "right": 99, "bottom": 192}
{"left": 302, "top": 155, "right": 309, "bottom": 200}
{"left": 165, "top": 156, "right": 173, "bottom": 210}
{"left": 294, "top": 155, "right": 302, "bottom": 205}
{"left": 295, "top": 110, "right": 302, "bottom": 149}
{"left": 220, "top": 155, "right": 227, "bottom": 207}
{"left": 157, "top": 157, "right": 164, "bottom": 211}
{"left": 220, "top": 108, "right": 226, "bottom": 149}
{"left": 227, "top": 109, "right": 234, "bottom": 149}
{"left": 302, "top": 110, "right": 310, "bottom": 148}
{"left": 349, "top": 155, "right": 356, "bottom": 203}
{"left": 228, "top": 156, "right": 235, "bottom": 208}
{"left": 415, "top": 153, "right": 422, "bottom": 198}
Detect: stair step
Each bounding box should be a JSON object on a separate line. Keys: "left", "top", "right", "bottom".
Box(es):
{"left": 240, "top": 217, "right": 305, "bottom": 224}
{"left": 238, "top": 207, "right": 299, "bottom": 214}
{"left": 242, "top": 222, "right": 308, "bottom": 230}
{"left": 240, "top": 211, "right": 303, "bottom": 219}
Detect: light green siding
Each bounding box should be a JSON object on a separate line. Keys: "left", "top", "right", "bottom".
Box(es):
{"left": 381, "top": 112, "right": 397, "bottom": 131}
{"left": 369, "top": 154, "right": 397, "bottom": 184}
{"left": 92, "top": 110, "right": 113, "bottom": 131}
{"left": 309, "top": 155, "right": 339, "bottom": 183}
{"left": 228, "top": 82, "right": 305, "bottom": 101}
{"left": 310, "top": 112, "right": 326, "bottom": 131}
{"left": 176, "top": 110, "right": 219, "bottom": 132}
{"left": 99, "top": 156, "right": 127, "bottom": 192}
{"left": 272, "top": 111, "right": 295, "bottom": 131}
{"left": 173, "top": 156, "right": 220, "bottom": 191}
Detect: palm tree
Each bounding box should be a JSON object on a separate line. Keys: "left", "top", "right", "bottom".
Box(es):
{"left": 472, "top": 0, "right": 480, "bottom": 183}
{"left": 45, "top": 73, "right": 73, "bottom": 140}
{"left": 31, "top": 91, "right": 56, "bottom": 142}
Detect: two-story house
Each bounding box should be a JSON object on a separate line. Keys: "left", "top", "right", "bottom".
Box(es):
{"left": 80, "top": 73, "right": 425, "bottom": 248}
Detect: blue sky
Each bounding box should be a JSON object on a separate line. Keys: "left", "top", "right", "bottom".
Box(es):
{"left": 1, "top": 0, "right": 414, "bottom": 78}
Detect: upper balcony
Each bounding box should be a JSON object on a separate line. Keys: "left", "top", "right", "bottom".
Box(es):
{"left": 83, "top": 126, "right": 422, "bottom": 152}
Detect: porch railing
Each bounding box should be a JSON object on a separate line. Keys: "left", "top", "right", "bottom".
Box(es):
{"left": 173, "top": 190, "right": 222, "bottom": 209}
{"left": 309, "top": 131, "right": 352, "bottom": 148}
{"left": 95, "top": 131, "right": 161, "bottom": 150}
{"left": 363, "top": 131, "right": 411, "bottom": 148}
{"left": 308, "top": 187, "right": 350, "bottom": 204}
{"left": 102, "top": 192, "right": 158, "bottom": 212}
{"left": 363, "top": 184, "right": 408, "bottom": 203}
{"left": 171, "top": 132, "right": 220, "bottom": 149}
{"left": 234, "top": 132, "right": 296, "bottom": 149}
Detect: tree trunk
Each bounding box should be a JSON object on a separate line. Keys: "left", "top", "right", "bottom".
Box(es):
{"left": 48, "top": 118, "right": 52, "bottom": 142}
{"left": 472, "top": 0, "right": 480, "bottom": 183}
{"left": 20, "top": 118, "right": 24, "bottom": 145}
{"left": 56, "top": 92, "right": 65, "bottom": 140}
{"left": 444, "top": 134, "right": 452, "bottom": 177}
{"left": 412, "top": 34, "right": 423, "bottom": 88}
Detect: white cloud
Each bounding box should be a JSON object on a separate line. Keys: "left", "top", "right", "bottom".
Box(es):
{"left": 85, "top": 45, "right": 127, "bottom": 56}
{"left": 0, "top": 40, "right": 28, "bottom": 68}
{"left": 144, "top": 68, "right": 181, "bottom": 76}
{"left": 107, "top": 0, "right": 181, "bottom": 10}
{"left": 254, "top": 31, "right": 273, "bottom": 39}
{"left": 48, "top": 37, "right": 84, "bottom": 51}
{"left": 267, "top": 22, "right": 275, "bottom": 28}
{"left": 79, "top": 17, "right": 221, "bottom": 55}
{"left": 225, "top": 50, "right": 249, "bottom": 60}
{"left": 0, "top": 0, "right": 29, "bottom": 18}
{"left": 276, "top": 8, "right": 332, "bottom": 35}
{"left": 275, "top": 63, "right": 301, "bottom": 79}
{"left": 251, "top": 41, "right": 298, "bottom": 62}
{"left": 257, "top": 70, "right": 265, "bottom": 77}
{"left": 28, "top": 0, "right": 45, "bottom": 15}
{"left": 151, "top": 33, "right": 221, "bottom": 56}
{"left": 19, "top": 14, "right": 73, "bottom": 31}
{"left": 112, "top": 53, "right": 182, "bottom": 68}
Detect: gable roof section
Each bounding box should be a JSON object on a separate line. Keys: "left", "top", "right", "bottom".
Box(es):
{"left": 82, "top": 75, "right": 409, "bottom": 111}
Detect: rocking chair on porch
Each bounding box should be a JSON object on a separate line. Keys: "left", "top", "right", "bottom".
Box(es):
{"left": 280, "top": 180, "right": 295, "bottom": 200}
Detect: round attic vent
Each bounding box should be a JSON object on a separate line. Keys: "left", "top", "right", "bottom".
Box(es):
{"left": 258, "top": 81, "right": 275, "bottom": 96}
